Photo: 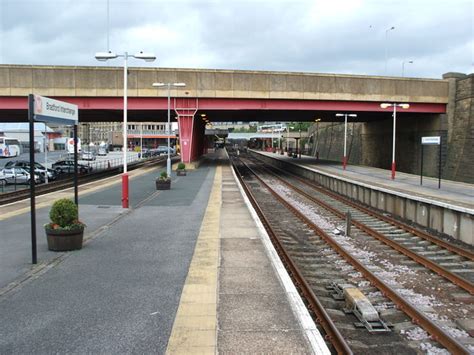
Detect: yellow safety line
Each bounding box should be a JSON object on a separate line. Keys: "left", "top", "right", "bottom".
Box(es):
{"left": 166, "top": 166, "right": 221, "bottom": 355}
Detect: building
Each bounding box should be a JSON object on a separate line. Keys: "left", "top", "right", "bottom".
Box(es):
{"left": 78, "top": 122, "right": 178, "bottom": 150}
{"left": 0, "top": 123, "right": 59, "bottom": 152}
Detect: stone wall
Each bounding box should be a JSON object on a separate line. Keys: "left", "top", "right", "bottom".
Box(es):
{"left": 309, "top": 114, "right": 449, "bottom": 179}
{"left": 442, "top": 74, "right": 474, "bottom": 183}
{"left": 306, "top": 72, "right": 473, "bottom": 183}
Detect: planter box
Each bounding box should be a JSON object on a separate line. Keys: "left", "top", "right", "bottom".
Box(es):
{"left": 46, "top": 227, "right": 84, "bottom": 251}
{"left": 176, "top": 169, "right": 186, "bottom": 176}
{"left": 156, "top": 179, "right": 171, "bottom": 190}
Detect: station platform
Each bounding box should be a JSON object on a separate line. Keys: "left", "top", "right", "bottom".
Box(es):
{"left": 0, "top": 150, "right": 328, "bottom": 354}
{"left": 254, "top": 150, "right": 474, "bottom": 210}
{"left": 251, "top": 150, "right": 474, "bottom": 246}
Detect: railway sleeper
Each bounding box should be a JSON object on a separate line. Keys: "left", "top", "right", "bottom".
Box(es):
{"left": 327, "top": 282, "right": 392, "bottom": 333}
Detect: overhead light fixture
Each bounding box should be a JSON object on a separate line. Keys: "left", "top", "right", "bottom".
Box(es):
{"left": 94, "top": 51, "right": 118, "bottom": 61}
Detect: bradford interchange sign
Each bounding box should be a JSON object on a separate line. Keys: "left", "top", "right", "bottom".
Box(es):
{"left": 34, "top": 95, "right": 78, "bottom": 124}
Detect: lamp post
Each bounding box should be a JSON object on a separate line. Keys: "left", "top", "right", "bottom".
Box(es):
{"left": 140, "top": 122, "right": 143, "bottom": 159}
{"left": 95, "top": 50, "right": 156, "bottom": 208}
{"left": 380, "top": 103, "right": 410, "bottom": 179}
{"left": 314, "top": 118, "right": 321, "bottom": 159}
{"left": 152, "top": 82, "right": 186, "bottom": 177}
{"left": 298, "top": 125, "right": 302, "bottom": 158}
{"left": 402, "top": 60, "right": 413, "bottom": 77}
{"left": 385, "top": 26, "right": 395, "bottom": 74}
{"left": 335, "top": 113, "right": 357, "bottom": 170}
{"left": 286, "top": 125, "right": 294, "bottom": 153}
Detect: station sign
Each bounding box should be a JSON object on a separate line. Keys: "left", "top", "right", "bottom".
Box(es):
{"left": 421, "top": 136, "right": 441, "bottom": 145}
{"left": 33, "top": 95, "right": 78, "bottom": 124}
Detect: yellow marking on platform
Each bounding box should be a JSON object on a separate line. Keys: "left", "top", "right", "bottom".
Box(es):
{"left": 166, "top": 166, "right": 221, "bottom": 355}
{"left": 0, "top": 166, "right": 157, "bottom": 221}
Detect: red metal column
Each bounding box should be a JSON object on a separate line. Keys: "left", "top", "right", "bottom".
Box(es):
{"left": 175, "top": 98, "right": 198, "bottom": 163}
{"left": 177, "top": 115, "right": 193, "bottom": 163}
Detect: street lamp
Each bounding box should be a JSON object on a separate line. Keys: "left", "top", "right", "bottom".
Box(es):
{"left": 385, "top": 26, "right": 395, "bottom": 74}
{"left": 335, "top": 113, "right": 357, "bottom": 170}
{"left": 314, "top": 118, "right": 321, "bottom": 159}
{"left": 380, "top": 102, "right": 410, "bottom": 179}
{"left": 286, "top": 124, "right": 294, "bottom": 153}
{"left": 401, "top": 60, "right": 413, "bottom": 77}
{"left": 140, "top": 122, "right": 143, "bottom": 159}
{"left": 95, "top": 50, "right": 156, "bottom": 208}
{"left": 152, "top": 82, "right": 186, "bottom": 177}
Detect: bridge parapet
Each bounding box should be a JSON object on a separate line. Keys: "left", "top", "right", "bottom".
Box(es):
{"left": 0, "top": 65, "right": 448, "bottom": 104}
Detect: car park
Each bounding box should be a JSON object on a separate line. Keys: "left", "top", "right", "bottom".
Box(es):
{"left": 4, "top": 160, "right": 57, "bottom": 182}
{"left": 0, "top": 167, "right": 40, "bottom": 185}
{"left": 52, "top": 160, "right": 93, "bottom": 174}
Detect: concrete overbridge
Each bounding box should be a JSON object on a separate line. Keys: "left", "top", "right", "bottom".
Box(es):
{"left": 1, "top": 65, "right": 470, "bottom": 180}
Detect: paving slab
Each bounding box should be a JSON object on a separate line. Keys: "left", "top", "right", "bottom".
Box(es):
{"left": 0, "top": 164, "right": 216, "bottom": 354}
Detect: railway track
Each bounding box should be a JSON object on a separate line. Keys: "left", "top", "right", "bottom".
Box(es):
{"left": 231, "top": 153, "right": 473, "bottom": 354}
{"left": 256, "top": 158, "right": 474, "bottom": 292}
{"left": 0, "top": 156, "right": 168, "bottom": 206}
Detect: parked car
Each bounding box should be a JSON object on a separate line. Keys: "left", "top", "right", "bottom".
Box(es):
{"left": 157, "top": 146, "right": 176, "bottom": 155}
{"left": 52, "top": 160, "right": 93, "bottom": 174}
{"left": 4, "top": 160, "right": 57, "bottom": 182}
{"left": 0, "top": 167, "right": 40, "bottom": 185}
{"left": 97, "top": 147, "right": 108, "bottom": 156}
{"left": 81, "top": 151, "right": 97, "bottom": 161}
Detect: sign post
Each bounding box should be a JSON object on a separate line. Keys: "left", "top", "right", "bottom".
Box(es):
{"left": 420, "top": 136, "right": 442, "bottom": 189}
{"left": 29, "top": 94, "right": 78, "bottom": 264}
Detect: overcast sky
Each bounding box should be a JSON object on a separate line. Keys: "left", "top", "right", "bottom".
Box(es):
{"left": 0, "top": 0, "right": 472, "bottom": 79}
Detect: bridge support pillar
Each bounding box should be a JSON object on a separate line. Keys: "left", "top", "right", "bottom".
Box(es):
{"left": 175, "top": 98, "right": 199, "bottom": 163}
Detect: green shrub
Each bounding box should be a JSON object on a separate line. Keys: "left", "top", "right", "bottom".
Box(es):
{"left": 49, "top": 199, "right": 78, "bottom": 228}
{"left": 177, "top": 162, "right": 186, "bottom": 170}
{"left": 159, "top": 171, "right": 170, "bottom": 181}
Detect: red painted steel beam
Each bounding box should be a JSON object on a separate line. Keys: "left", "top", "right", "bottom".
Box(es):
{"left": 0, "top": 96, "right": 446, "bottom": 113}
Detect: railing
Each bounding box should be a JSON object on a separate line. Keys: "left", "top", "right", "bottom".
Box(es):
{"left": 0, "top": 153, "right": 156, "bottom": 194}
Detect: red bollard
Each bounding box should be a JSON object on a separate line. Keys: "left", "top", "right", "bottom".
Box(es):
{"left": 122, "top": 173, "right": 129, "bottom": 208}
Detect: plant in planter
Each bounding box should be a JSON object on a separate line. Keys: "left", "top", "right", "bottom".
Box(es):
{"left": 156, "top": 171, "right": 171, "bottom": 190}
{"left": 176, "top": 162, "right": 186, "bottom": 176}
{"left": 44, "top": 198, "right": 85, "bottom": 251}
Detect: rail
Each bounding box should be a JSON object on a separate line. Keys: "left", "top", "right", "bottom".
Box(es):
{"left": 238, "top": 157, "right": 470, "bottom": 354}
{"left": 231, "top": 158, "right": 353, "bottom": 355}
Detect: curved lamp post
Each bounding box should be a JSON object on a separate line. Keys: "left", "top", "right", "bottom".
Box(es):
{"left": 385, "top": 26, "right": 395, "bottom": 74}
{"left": 335, "top": 113, "right": 357, "bottom": 170}
{"left": 314, "top": 118, "right": 321, "bottom": 158}
{"left": 95, "top": 51, "right": 156, "bottom": 208}
{"left": 152, "top": 82, "right": 186, "bottom": 177}
{"left": 402, "top": 60, "right": 413, "bottom": 77}
{"left": 380, "top": 103, "right": 410, "bottom": 180}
